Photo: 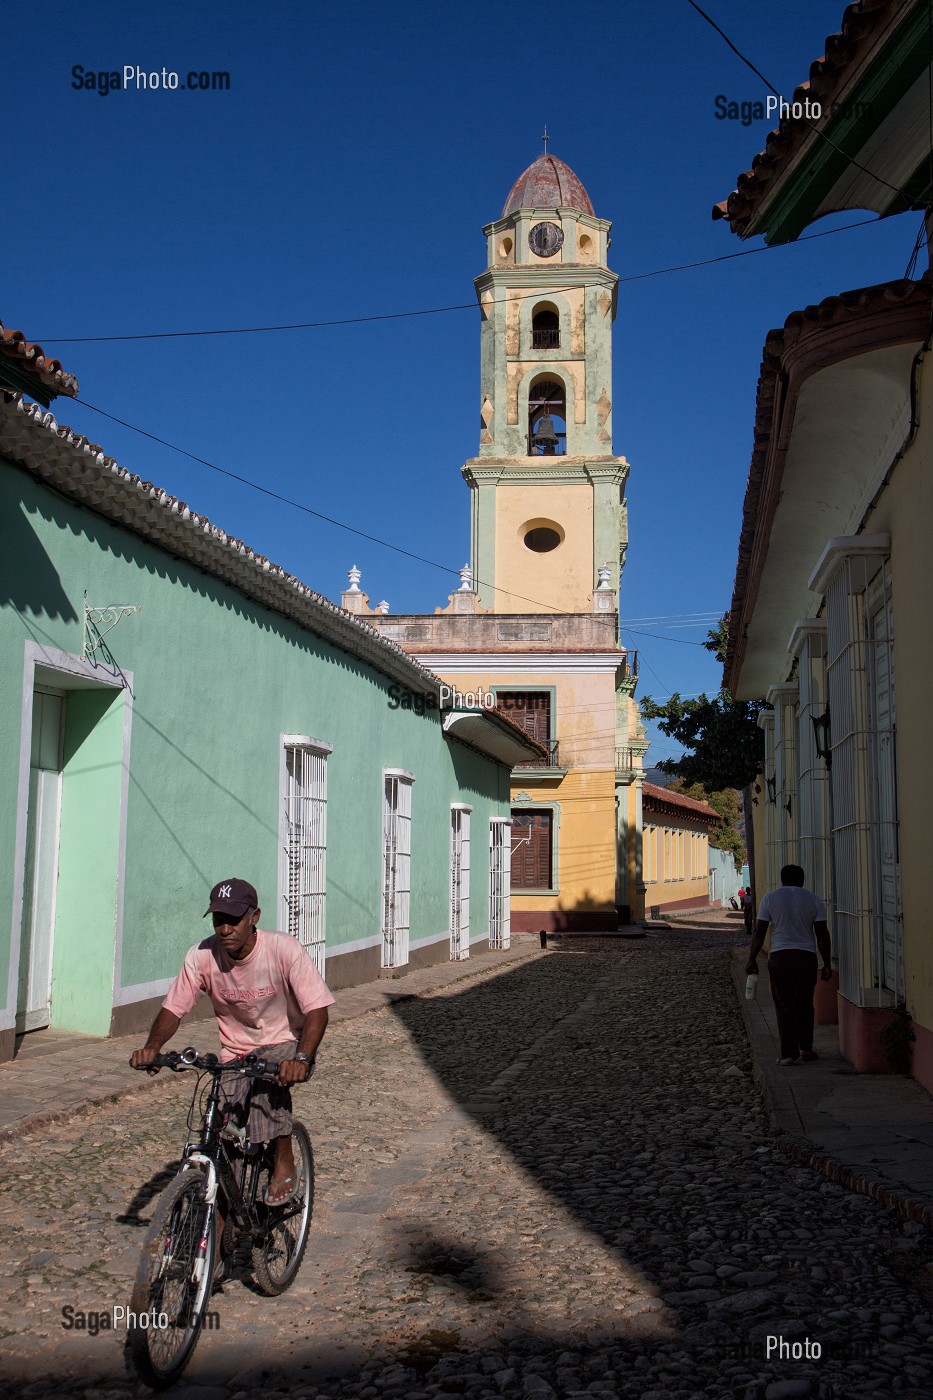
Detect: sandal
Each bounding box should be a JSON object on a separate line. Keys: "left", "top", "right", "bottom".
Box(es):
{"left": 265, "top": 1172, "right": 299, "bottom": 1207}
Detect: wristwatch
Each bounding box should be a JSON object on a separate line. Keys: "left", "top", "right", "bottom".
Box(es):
{"left": 294, "top": 1052, "right": 311, "bottom": 1064}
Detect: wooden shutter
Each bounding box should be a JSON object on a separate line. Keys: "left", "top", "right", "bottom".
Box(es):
{"left": 510, "top": 810, "right": 552, "bottom": 889}
{"left": 497, "top": 692, "right": 550, "bottom": 746}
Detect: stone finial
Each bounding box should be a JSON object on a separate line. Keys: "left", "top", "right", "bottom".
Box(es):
{"left": 376, "top": 600, "right": 390, "bottom": 614}
{"left": 458, "top": 564, "right": 473, "bottom": 591}
{"left": 346, "top": 565, "right": 361, "bottom": 593}
{"left": 596, "top": 566, "right": 613, "bottom": 590}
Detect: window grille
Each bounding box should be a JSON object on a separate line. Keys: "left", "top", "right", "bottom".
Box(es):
{"left": 489, "top": 819, "right": 511, "bottom": 949}
{"left": 450, "top": 806, "right": 471, "bottom": 960}
{"left": 282, "top": 740, "right": 329, "bottom": 976}
{"left": 382, "top": 772, "right": 413, "bottom": 967}
{"left": 823, "top": 548, "right": 901, "bottom": 1006}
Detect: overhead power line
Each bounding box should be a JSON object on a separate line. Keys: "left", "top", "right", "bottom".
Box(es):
{"left": 685, "top": 0, "right": 907, "bottom": 203}
{"left": 39, "top": 215, "right": 883, "bottom": 345}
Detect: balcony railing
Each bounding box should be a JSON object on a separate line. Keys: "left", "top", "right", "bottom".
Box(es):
{"left": 516, "top": 738, "right": 560, "bottom": 769}
{"left": 532, "top": 328, "right": 560, "bottom": 349}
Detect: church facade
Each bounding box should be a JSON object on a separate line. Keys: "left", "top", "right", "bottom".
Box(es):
{"left": 354, "top": 154, "right": 647, "bottom": 930}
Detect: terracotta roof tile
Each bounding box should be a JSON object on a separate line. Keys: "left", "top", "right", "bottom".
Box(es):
{"left": 713, "top": 0, "right": 911, "bottom": 238}
{"left": 723, "top": 274, "right": 932, "bottom": 692}
{"left": 642, "top": 782, "right": 719, "bottom": 821}
{"left": 0, "top": 320, "right": 78, "bottom": 401}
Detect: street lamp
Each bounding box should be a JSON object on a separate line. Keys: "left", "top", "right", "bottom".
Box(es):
{"left": 812, "top": 710, "right": 832, "bottom": 768}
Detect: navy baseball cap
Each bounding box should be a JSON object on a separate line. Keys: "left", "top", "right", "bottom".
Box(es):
{"left": 203, "top": 878, "right": 258, "bottom": 919}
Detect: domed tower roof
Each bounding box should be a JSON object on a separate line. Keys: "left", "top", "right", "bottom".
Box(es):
{"left": 502, "top": 155, "right": 594, "bottom": 218}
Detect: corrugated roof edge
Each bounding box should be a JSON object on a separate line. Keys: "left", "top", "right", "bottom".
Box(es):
{"left": 0, "top": 395, "right": 446, "bottom": 697}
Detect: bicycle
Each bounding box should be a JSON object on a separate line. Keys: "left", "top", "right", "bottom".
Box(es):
{"left": 128, "top": 1046, "right": 314, "bottom": 1388}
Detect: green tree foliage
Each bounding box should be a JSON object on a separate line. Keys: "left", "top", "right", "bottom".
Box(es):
{"left": 639, "top": 618, "right": 767, "bottom": 792}
{"left": 668, "top": 780, "right": 745, "bottom": 872}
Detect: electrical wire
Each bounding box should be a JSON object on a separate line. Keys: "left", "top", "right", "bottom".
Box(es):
{"left": 73, "top": 394, "right": 727, "bottom": 638}
{"left": 685, "top": 0, "right": 908, "bottom": 203}
{"left": 38, "top": 216, "right": 884, "bottom": 345}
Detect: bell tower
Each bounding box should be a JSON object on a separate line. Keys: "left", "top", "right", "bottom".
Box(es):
{"left": 464, "top": 152, "right": 629, "bottom": 614}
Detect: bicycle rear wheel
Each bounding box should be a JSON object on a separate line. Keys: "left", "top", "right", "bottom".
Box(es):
{"left": 128, "top": 1168, "right": 216, "bottom": 1388}
{"left": 251, "top": 1120, "right": 314, "bottom": 1295}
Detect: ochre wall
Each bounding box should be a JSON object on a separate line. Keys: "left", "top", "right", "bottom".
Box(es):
{"left": 642, "top": 815, "right": 711, "bottom": 913}
{"left": 493, "top": 483, "right": 594, "bottom": 613}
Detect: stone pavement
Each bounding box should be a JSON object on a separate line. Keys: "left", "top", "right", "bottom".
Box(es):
{"left": 0, "top": 938, "right": 540, "bottom": 1140}
{"left": 2, "top": 916, "right": 933, "bottom": 1400}
{"left": 730, "top": 944, "right": 933, "bottom": 1223}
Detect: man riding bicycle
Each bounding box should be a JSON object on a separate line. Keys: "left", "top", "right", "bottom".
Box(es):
{"left": 131, "top": 878, "right": 333, "bottom": 1207}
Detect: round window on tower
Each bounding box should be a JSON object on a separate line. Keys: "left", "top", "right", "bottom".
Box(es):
{"left": 521, "top": 519, "right": 564, "bottom": 553}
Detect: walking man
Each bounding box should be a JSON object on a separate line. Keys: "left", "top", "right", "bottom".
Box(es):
{"left": 745, "top": 864, "right": 832, "bottom": 1066}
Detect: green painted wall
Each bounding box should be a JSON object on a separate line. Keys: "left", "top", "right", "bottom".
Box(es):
{"left": 1, "top": 462, "right": 508, "bottom": 1030}
{"left": 51, "top": 689, "right": 124, "bottom": 1032}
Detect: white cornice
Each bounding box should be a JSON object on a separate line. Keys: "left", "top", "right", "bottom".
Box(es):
{"left": 410, "top": 653, "right": 624, "bottom": 676}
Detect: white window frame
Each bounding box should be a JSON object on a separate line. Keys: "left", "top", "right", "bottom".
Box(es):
{"left": 280, "top": 734, "right": 332, "bottom": 977}
{"left": 382, "top": 769, "right": 415, "bottom": 968}
{"left": 489, "top": 818, "right": 512, "bottom": 950}
{"left": 450, "top": 804, "right": 472, "bottom": 960}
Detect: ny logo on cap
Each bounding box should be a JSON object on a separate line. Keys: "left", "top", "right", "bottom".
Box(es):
{"left": 219, "top": 884, "right": 232, "bottom": 899}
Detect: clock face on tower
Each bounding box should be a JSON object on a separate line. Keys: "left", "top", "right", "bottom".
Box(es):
{"left": 529, "top": 221, "right": 563, "bottom": 257}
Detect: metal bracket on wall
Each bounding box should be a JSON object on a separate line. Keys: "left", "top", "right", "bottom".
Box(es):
{"left": 84, "top": 593, "right": 141, "bottom": 660}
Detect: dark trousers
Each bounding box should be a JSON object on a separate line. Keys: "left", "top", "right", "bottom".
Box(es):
{"left": 768, "top": 950, "right": 818, "bottom": 1060}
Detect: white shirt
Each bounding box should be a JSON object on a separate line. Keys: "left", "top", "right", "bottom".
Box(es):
{"left": 758, "top": 886, "right": 826, "bottom": 954}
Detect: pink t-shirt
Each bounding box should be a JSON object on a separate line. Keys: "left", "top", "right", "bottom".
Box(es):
{"left": 162, "top": 929, "right": 335, "bottom": 1060}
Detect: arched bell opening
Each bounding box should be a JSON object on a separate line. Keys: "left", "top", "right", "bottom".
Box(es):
{"left": 527, "top": 376, "right": 567, "bottom": 456}
{"left": 531, "top": 303, "right": 560, "bottom": 350}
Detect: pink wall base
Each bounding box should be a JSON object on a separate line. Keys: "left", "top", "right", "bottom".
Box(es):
{"left": 911, "top": 1017, "right": 933, "bottom": 1095}
{"left": 814, "top": 969, "right": 839, "bottom": 1025}
{"left": 837, "top": 994, "right": 897, "bottom": 1074}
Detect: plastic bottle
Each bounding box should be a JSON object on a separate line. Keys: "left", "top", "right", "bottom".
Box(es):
{"left": 745, "top": 973, "right": 759, "bottom": 1000}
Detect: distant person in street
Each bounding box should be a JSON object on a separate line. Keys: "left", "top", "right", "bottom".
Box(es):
{"left": 741, "top": 886, "right": 754, "bottom": 935}
{"left": 745, "top": 864, "right": 831, "bottom": 1066}
{"left": 131, "top": 877, "right": 334, "bottom": 1205}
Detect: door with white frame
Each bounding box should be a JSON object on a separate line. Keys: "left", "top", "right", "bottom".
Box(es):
{"left": 281, "top": 737, "right": 331, "bottom": 977}
{"left": 489, "top": 818, "right": 511, "bottom": 949}
{"left": 382, "top": 771, "right": 413, "bottom": 968}
{"left": 450, "top": 805, "right": 471, "bottom": 959}
{"left": 18, "top": 689, "right": 66, "bottom": 1031}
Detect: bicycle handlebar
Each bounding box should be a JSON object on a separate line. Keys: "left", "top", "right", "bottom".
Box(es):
{"left": 130, "top": 1047, "right": 282, "bottom": 1079}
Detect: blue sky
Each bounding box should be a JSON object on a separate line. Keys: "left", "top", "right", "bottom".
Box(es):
{"left": 7, "top": 1, "right": 918, "bottom": 769}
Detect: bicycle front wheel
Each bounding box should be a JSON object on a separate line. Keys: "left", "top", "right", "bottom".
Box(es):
{"left": 251, "top": 1120, "right": 314, "bottom": 1295}
{"left": 128, "top": 1168, "right": 216, "bottom": 1388}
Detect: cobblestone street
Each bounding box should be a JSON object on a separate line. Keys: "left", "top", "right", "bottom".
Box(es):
{"left": 2, "top": 922, "right": 933, "bottom": 1400}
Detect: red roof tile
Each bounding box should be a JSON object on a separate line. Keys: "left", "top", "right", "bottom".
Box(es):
{"left": 713, "top": 0, "right": 911, "bottom": 238}
{"left": 723, "top": 274, "right": 932, "bottom": 693}
{"left": 642, "top": 782, "right": 719, "bottom": 821}
{"left": 0, "top": 320, "right": 78, "bottom": 399}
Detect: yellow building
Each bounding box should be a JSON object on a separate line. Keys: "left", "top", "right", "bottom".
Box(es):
{"left": 642, "top": 783, "right": 718, "bottom": 916}
{"left": 716, "top": 0, "right": 933, "bottom": 1087}
{"left": 355, "top": 151, "right": 647, "bottom": 929}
